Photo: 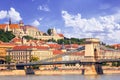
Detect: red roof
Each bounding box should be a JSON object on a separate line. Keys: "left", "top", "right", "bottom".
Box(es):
{"left": 10, "top": 37, "right": 22, "bottom": 43}
{"left": 0, "top": 24, "right": 7, "bottom": 29}
{"left": 48, "top": 44, "right": 61, "bottom": 49}
{"left": 58, "top": 34, "right": 64, "bottom": 37}
{"left": 65, "top": 44, "right": 79, "bottom": 48}
{"left": 110, "top": 44, "right": 120, "bottom": 49}
{"left": 34, "top": 46, "right": 49, "bottom": 50}
{"left": 13, "top": 46, "right": 30, "bottom": 50}
{"left": 53, "top": 50, "right": 63, "bottom": 55}
{"left": 111, "top": 44, "right": 120, "bottom": 47}
{"left": 9, "top": 24, "right": 20, "bottom": 29}
{"left": 12, "top": 45, "right": 49, "bottom": 50}
{"left": 0, "top": 42, "right": 15, "bottom": 48}
{"left": 0, "top": 24, "right": 20, "bottom": 30}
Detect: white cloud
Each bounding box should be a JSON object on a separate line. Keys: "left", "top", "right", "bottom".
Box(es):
{"left": 8, "top": 7, "right": 22, "bottom": 22}
{"left": 38, "top": 5, "right": 50, "bottom": 12}
{"left": 62, "top": 11, "right": 104, "bottom": 32}
{"left": 39, "top": 18, "right": 43, "bottom": 21}
{"left": 62, "top": 10, "right": 120, "bottom": 44}
{"left": 31, "top": 20, "right": 40, "bottom": 27}
{"left": 56, "top": 28, "right": 61, "bottom": 33}
{"left": 0, "top": 7, "right": 22, "bottom": 22}
{"left": 0, "top": 10, "right": 7, "bottom": 19}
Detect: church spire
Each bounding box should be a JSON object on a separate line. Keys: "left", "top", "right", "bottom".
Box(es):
{"left": 9, "top": 17, "right": 11, "bottom": 25}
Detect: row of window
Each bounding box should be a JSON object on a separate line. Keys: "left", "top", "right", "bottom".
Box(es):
{"left": 8, "top": 51, "right": 30, "bottom": 56}
{"left": 12, "top": 56, "right": 30, "bottom": 60}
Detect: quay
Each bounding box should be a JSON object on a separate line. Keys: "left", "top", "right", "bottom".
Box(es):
{"left": 0, "top": 66, "right": 120, "bottom": 76}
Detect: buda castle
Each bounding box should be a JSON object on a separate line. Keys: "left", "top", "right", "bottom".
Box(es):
{"left": 0, "top": 19, "right": 64, "bottom": 41}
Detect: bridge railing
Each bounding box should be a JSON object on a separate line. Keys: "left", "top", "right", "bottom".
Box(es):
{"left": 79, "top": 56, "right": 96, "bottom": 62}
{"left": 27, "top": 46, "right": 85, "bottom": 64}
{"left": 79, "top": 56, "right": 120, "bottom": 62}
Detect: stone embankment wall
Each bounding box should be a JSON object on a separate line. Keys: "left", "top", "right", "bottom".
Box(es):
{"left": 0, "top": 68, "right": 120, "bottom": 75}
{"left": 35, "top": 70, "right": 82, "bottom": 75}
{"left": 0, "top": 70, "right": 25, "bottom": 76}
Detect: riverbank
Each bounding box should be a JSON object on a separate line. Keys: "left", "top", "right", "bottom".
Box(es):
{"left": 0, "top": 70, "right": 26, "bottom": 76}
{"left": 35, "top": 70, "right": 82, "bottom": 75}
{"left": 35, "top": 69, "right": 120, "bottom": 75}
{"left": 0, "top": 69, "right": 120, "bottom": 76}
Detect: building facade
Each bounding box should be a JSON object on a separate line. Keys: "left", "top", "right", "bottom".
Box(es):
{"left": 0, "top": 20, "right": 64, "bottom": 41}
{"left": 6, "top": 46, "right": 32, "bottom": 63}
{"left": 0, "top": 41, "right": 15, "bottom": 64}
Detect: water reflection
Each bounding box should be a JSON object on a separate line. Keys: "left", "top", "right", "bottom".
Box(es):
{"left": 84, "top": 75, "right": 100, "bottom": 80}
{"left": 0, "top": 74, "right": 120, "bottom": 80}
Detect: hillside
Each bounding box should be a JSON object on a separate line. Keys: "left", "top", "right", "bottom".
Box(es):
{"left": 0, "top": 29, "right": 15, "bottom": 42}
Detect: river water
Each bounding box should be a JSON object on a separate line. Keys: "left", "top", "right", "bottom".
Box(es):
{"left": 0, "top": 74, "right": 120, "bottom": 80}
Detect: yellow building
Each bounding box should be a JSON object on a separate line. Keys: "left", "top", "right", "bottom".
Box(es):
{"left": 31, "top": 49, "right": 53, "bottom": 61}
{"left": 0, "top": 41, "right": 15, "bottom": 64}
{"left": 7, "top": 45, "right": 34, "bottom": 63}
{"left": 31, "top": 48, "right": 53, "bottom": 69}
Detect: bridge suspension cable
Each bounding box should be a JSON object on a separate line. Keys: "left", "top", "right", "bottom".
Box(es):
{"left": 27, "top": 46, "right": 85, "bottom": 65}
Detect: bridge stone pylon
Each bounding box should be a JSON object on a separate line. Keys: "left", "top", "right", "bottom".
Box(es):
{"left": 85, "top": 38, "right": 100, "bottom": 62}
{"left": 82, "top": 38, "right": 103, "bottom": 75}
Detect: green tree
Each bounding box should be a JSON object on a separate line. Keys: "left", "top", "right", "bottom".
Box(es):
{"left": 117, "top": 62, "right": 120, "bottom": 67}
{"left": 57, "top": 38, "right": 85, "bottom": 44}
{"left": 112, "top": 62, "right": 117, "bottom": 67}
{"left": 47, "top": 28, "right": 52, "bottom": 35}
{"left": 23, "top": 35, "right": 38, "bottom": 40}
{"left": 23, "top": 35, "right": 34, "bottom": 40}
{"left": 5, "top": 55, "right": 12, "bottom": 69}
{"left": 57, "top": 39, "right": 64, "bottom": 44}
{"left": 106, "top": 45, "right": 114, "bottom": 49}
{"left": 5, "top": 55, "right": 11, "bottom": 63}
{"left": 30, "top": 56, "right": 39, "bottom": 69}
{"left": 47, "top": 38, "right": 56, "bottom": 42}
{"left": 0, "top": 29, "right": 15, "bottom": 42}
{"left": 30, "top": 56, "right": 39, "bottom": 62}
{"left": 102, "top": 62, "right": 109, "bottom": 66}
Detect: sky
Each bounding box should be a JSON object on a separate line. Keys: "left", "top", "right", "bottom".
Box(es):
{"left": 0, "top": 0, "right": 120, "bottom": 44}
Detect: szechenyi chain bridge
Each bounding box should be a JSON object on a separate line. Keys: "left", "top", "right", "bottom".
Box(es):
{"left": 1, "top": 38, "right": 120, "bottom": 75}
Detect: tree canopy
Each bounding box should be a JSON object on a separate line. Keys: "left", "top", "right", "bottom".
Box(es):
{"left": 48, "top": 37, "right": 86, "bottom": 45}
{"left": 30, "top": 56, "right": 39, "bottom": 69}
{"left": 30, "top": 56, "right": 39, "bottom": 62}
{"left": 5, "top": 55, "right": 12, "bottom": 64}
{"left": 23, "top": 35, "right": 38, "bottom": 40}
{"left": 47, "top": 28, "right": 52, "bottom": 35}
{"left": 0, "top": 29, "right": 15, "bottom": 42}
{"left": 57, "top": 38, "right": 85, "bottom": 44}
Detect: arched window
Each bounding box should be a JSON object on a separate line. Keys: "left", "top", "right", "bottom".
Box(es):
{"left": 94, "top": 48, "right": 97, "bottom": 59}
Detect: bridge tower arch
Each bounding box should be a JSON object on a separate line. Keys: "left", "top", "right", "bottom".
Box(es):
{"left": 85, "top": 38, "right": 100, "bottom": 61}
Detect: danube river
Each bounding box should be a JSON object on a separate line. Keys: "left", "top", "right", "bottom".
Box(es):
{"left": 0, "top": 74, "right": 120, "bottom": 80}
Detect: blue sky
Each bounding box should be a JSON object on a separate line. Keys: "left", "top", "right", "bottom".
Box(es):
{"left": 0, "top": 0, "right": 120, "bottom": 44}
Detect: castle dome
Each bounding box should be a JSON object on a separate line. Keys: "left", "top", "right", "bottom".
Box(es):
{"left": 19, "top": 20, "right": 24, "bottom": 26}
